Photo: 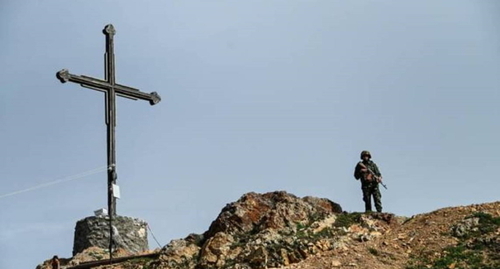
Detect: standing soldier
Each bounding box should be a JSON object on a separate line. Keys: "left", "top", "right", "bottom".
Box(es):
{"left": 354, "top": 150, "right": 383, "bottom": 213}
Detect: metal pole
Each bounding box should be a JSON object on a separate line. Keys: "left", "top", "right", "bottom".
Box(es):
{"left": 104, "top": 24, "right": 117, "bottom": 260}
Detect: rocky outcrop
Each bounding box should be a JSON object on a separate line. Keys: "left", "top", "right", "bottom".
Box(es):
{"left": 38, "top": 193, "right": 500, "bottom": 269}
{"left": 73, "top": 215, "right": 148, "bottom": 256}
{"left": 156, "top": 236, "right": 202, "bottom": 269}
{"left": 151, "top": 191, "right": 361, "bottom": 269}
{"left": 39, "top": 191, "right": 398, "bottom": 269}
{"left": 204, "top": 191, "right": 342, "bottom": 239}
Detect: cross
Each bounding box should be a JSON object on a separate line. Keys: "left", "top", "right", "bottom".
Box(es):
{"left": 56, "top": 24, "right": 161, "bottom": 218}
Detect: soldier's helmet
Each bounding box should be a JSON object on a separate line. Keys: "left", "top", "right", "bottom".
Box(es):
{"left": 360, "top": 150, "right": 371, "bottom": 159}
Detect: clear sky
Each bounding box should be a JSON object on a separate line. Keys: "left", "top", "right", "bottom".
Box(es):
{"left": 1, "top": 1, "right": 499, "bottom": 268}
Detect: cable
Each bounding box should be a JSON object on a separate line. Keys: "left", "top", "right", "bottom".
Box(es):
{"left": 147, "top": 224, "right": 163, "bottom": 248}
{"left": 0, "top": 165, "right": 108, "bottom": 200}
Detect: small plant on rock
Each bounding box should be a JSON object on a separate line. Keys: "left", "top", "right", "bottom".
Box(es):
{"left": 368, "top": 247, "right": 379, "bottom": 256}
{"left": 334, "top": 212, "right": 362, "bottom": 228}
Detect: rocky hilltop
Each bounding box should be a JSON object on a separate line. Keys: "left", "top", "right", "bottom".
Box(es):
{"left": 38, "top": 191, "right": 500, "bottom": 269}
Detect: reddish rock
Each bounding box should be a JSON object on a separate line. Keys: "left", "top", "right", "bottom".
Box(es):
{"left": 204, "top": 191, "right": 342, "bottom": 239}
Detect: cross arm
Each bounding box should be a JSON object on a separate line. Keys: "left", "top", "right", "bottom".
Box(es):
{"left": 56, "top": 69, "right": 161, "bottom": 105}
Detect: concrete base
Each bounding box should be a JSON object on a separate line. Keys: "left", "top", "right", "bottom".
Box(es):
{"left": 73, "top": 215, "right": 148, "bottom": 256}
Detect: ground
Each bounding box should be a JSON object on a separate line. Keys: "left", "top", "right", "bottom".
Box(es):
{"left": 37, "top": 197, "right": 500, "bottom": 269}
{"left": 273, "top": 201, "right": 500, "bottom": 269}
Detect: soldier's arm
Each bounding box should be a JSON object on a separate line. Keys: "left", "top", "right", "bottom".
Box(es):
{"left": 354, "top": 163, "right": 362, "bottom": 179}
{"left": 371, "top": 162, "right": 382, "bottom": 177}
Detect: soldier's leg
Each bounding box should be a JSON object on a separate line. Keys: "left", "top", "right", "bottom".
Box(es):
{"left": 373, "top": 186, "right": 382, "bottom": 212}
{"left": 362, "top": 187, "right": 372, "bottom": 212}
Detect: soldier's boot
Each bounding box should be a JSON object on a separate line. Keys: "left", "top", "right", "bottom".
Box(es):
{"left": 365, "top": 202, "right": 372, "bottom": 213}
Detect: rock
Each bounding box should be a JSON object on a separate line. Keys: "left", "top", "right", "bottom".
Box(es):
{"left": 160, "top": 238, "right": 201, "bottom": 266}
{"left": 310, "top": 215, "right": 337, "bottom": 234}
{"left": 451, "top": 217, "right": 480, "bottom": 237}
{"left": 302, "top": 196, "right": 343, "bottom": 215}
{"left": 204, "top": 191, "right": 342, "bottom": 239}
{"left": 331, "top": 259, "right": 342, "bottom": 267}
{"left": 197, "top": 191, "right": 342, "bottom": 269}
{"left": 314, "top": 239, "right": 331, "bottom": 251}
{"left": 246, "top": 246, "right": 268, "bottom": 269}
{"left": 280, "top": 248, "right": 290, "bottom": 265}
{"left": 369, "top": 231, "right": 382, "bottom": 239}
{"left": 199, "top": 232, "right": 236, "bottom": 268}
{"left": 71, "top": 246, "right": 109, "bottom": 264}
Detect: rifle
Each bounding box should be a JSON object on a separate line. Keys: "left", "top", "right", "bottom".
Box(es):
{"left": 358, "top": 162, "right": 388, "bottom": 190}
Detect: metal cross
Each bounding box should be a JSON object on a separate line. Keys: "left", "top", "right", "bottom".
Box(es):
{"left": 56, "top": 24, "right": 161, "bottom": 218}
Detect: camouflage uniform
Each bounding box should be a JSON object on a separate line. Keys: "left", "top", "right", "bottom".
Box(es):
{"left": 354, "top": 151, "right": 383, "bottom": 212}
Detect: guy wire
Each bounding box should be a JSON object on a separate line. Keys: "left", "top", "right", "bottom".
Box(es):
{"left": 0, "top": 165, "right": 109, "bottom": 199}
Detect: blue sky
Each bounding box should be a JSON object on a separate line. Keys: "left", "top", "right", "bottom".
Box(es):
{"left": 1, "top": 1, "right": 499, "bottom": 268}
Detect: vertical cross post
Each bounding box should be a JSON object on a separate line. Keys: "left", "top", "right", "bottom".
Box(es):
{"left": 56, "top": 24, "right": 161, "bottom": 259}
{"left": 104, "top": 25, "right": 118, "bottom": 260}
{"left": 104, "top": 24, "right": 118, "bottom": 219}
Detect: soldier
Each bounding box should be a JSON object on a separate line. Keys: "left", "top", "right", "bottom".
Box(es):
{"left": 354, "top": 150, "right": 383, "bottom": 213}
